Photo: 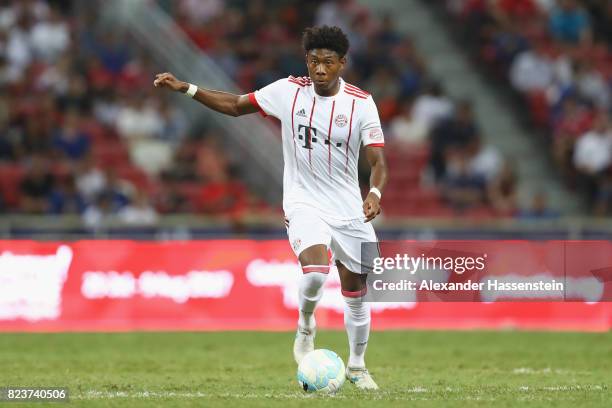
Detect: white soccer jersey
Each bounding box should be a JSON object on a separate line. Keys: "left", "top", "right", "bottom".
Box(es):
{"left": 249, "top": 76, "right": 385, "bottom": 222}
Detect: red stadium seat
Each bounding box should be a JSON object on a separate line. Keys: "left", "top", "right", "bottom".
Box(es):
{"left": 0, "top": 164, "right": 25, "bottom": 208}
{"left": 91, "top": 142, "right": 131, "bottom": 167}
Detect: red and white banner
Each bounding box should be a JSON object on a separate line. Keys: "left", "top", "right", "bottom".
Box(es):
{"left": 0, "top": 240, "right": 610, "bottom": 332}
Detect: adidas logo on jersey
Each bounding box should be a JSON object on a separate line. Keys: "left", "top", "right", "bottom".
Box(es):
{"left": 295, "top": 108, "right": 307, "bottom": 117}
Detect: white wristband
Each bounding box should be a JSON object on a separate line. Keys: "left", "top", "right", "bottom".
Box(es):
{"left": 184, "top": 83, "right": 197, "bottom": 98}
{"left": 369, "top": 187, "right": 382, "bottom": 200}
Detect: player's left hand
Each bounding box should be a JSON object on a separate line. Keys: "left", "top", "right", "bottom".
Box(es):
{"left": 363, "top": 193, "right": 381, "bottom": 223}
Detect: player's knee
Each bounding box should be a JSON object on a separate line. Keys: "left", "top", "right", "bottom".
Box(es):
{"left": 337, "top": 262, "right": 366, "bottom": 292}
{"left": 298, "top": 244, "right": 328, "bottom": 266}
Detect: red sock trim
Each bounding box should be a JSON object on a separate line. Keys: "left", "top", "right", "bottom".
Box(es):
{"left": 302, "top": 265, "right": 330, "bottom": 274}
{"left": 342, "top": 287, "right": 368, "bottom": 298}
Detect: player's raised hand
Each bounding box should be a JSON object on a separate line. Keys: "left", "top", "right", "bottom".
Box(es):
{"left": 153, "top": 72, "right": 187, "bottom": 92}
{"left": 363, "top": 193, "right": 381, "bottom": 223}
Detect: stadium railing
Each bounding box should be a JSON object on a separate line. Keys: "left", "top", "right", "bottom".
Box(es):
{"left": 2, "top": 215, "right": 612, "bottom": 240}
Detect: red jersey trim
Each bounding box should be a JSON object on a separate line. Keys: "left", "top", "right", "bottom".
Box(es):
{"left": 327, "top": 100, "right": 336, "bottom": 176}
{"left": 288, "top": 75, "right": 312, "bottom": 87}
{"left": 290, "top": 88, "right": 301, "bottom": 171}
{"left": 308, "top": 96, "right": 316, "bottom": 172}
{"left": 248, "top": 92, "right": 268, "bottom": 117}
{"left": 365, "top": 143, "right": 385, "bottom": 148}
{"left": 345, "top": 83, "right": 369, "bottom": 95}
{"left": 344, "top": 99, "right": 356, "bottom": 174}
{"left": 344, "top": 90, "right": 369, "bottom": 99}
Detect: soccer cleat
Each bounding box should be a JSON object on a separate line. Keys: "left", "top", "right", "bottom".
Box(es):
{"left": 293, "top": 326, "right": 315, "bottom": 364}
{"left": 346, "top": 366, "right": 379, "bottom": 390}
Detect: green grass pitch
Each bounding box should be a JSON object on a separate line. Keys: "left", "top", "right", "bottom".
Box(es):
{"left": 1, "top": 330, "right": 610, "bottom": 407}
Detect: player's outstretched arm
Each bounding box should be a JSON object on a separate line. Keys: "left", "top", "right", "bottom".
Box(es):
{"left": 153, "top": 72, "right": 258, "bottom": 117}
{"left": 363, "top": 146, "right": 388, "bottom": 223}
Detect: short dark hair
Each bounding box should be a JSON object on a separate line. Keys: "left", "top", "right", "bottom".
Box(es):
{"left": 302, "top": 25, "right": 349, "bottom": 57}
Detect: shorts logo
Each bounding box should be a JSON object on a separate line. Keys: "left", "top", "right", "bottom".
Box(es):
{"left": 334, "top": 114, "right": 348, "bottom": 127}
{"left": 292, "top": 239, "right": 302, "bottom": 252}
{"left": 368, "top": 128, "right": 383, "bottom": 141}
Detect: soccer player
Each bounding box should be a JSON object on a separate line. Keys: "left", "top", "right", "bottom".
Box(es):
{"left": 154, "top": 25, "right": 387, "bottom": 390}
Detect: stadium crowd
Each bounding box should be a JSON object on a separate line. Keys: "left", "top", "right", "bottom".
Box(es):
{"left": 447, "top": 0, "right": 612, "bottom": 215}
{"left": 0, "top": 0, "right": 566, "bottom": 222}
{"left": 0, "top": 0, "right": 256, "bottom": 226}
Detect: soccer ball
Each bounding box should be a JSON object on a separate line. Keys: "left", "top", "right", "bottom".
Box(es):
{"left": 297, "top": 349, "right": 346, "bottom": 394}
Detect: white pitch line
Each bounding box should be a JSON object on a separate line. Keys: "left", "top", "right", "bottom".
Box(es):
{"left": 512, "top": 367, "right": 578, "bottom": 375}
{"left": 71, "top": 385, "right": 607, "bottom": 401}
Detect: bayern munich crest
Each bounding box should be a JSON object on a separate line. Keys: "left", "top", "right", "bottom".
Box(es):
{"left": 334, "top": 114, "right": 348, "bottom": 127}
{"left": 292, "top": 239, "right": 302, "bottom": 252}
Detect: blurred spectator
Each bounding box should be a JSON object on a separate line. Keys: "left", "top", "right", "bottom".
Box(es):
{"left": 411, "top": 81, "right": 453, "bottom": 132}
{"left": 48, "top": 175, "right": 86, "bottom": 214}
{"left": 389, "top": 99, "right": 428, "bottom": 146}
{"left": 488, "top": 161, "right": 518, "bottom": 215}
{"left": 118, "top": 190, "right": 158, "bottom": 225}
{"left": 99, "top": 168, "right": 133, "bottom": 210}
{"left": 177, "top": 0, "right": 224, "bottom": 25}
{"left": 549, "top": 0, "right": 592, "bottom": 45}
{"left": 510, "top": 45, "right": 554, "bottom": 92}
{"left": 493, "top": 0, "right": 538, "bottom": 22}
{"left": 195, "top": 135, "right": 230, "bottom": 182}
{"left": 197, "top": 176, "right": 248, "bottom": 216}
{"left": 429, "top": 100, "right": 479, "bottom": 181}
{"left": 573, "top": 113, "right": 612, "bottom": 211}
{"left": 75, "top": 156, "right": 106, "bottom": 202}
{"left": 0, "top": 54, "right": 21, "bottom": 85}
{"left": 6, "top": 12, "right": 34, "bottom": 72}
{"left": 0, "top": 128, "right": 16, "bottom": 160}
{"left": 573, "top": 113, "right": 612, "bottom": 176}
{"left": 30, "top": 6, "right": 69, "bottom": 61}
{"left": 441, "top": 149, "right": 487, "bottom": 211}
{"left": 154, "top": 174, "right": 189, "bottom": 213}
{"left": 37, "top": 53, "right": 71, "bottom": 94}
{"left": 93, "top": 32, "right": 130, "bottom": 75}
{"left": 164, "top": 138, "right": 199, "bottom": 181}
{"left": 157, "top": 98, "right": 188, "bottom": 144}
{"left": 19, "top": 156, "right": 54, "bottom": 213}
{"left": 91, "top": 89, "right": 120, "bottom": 128}
{"left": 52, "top": 110, "right": 91, "bottom": 160}
{"left": 574, "top": 61, "right": 610, "bottom": 110}
{"left": 366, "top": 67, "right": 401, "bottom": 122}
{"left": 552, "top": 96, "right": 593, "bottom": 172}
{"left": 393, "top": 38, "right": 426, "bottom": 98}
{"left": 116, "top": 96, "right": 163, "bottom": 140}
{"left": 82, "top": 192, "right": 116, "bottom": 228}
{"left": 534, "top": 0, "right": 556, "bottom": 14}
{"left": 117, "top": 95, "right": 170, "bottom": 175}
{"left": 55, "top": 75, "right": 92, "bottom": 113}
{"left": 466, "top": 137, "right": 504, "bottom": 183}
{"left": 518, "top": 191, "right": 560, "bottom": 219}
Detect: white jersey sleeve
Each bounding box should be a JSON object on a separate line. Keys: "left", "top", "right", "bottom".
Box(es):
{"left": 249, "top": 78, "right": 291, "bottom": 119}
{"left": 360, "top": 95, "right": 385, "bottom": 147}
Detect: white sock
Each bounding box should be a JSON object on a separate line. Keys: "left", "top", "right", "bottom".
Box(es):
{"left": 343, "top": 290, "right": 370, "bottom": 368}
{"left": 297, "top": 266, "right": 329, "bottom": 330}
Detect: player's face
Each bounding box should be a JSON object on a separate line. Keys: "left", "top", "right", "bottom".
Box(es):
{"left": 306, "top": 49, "right": 346, "bottom": 94}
